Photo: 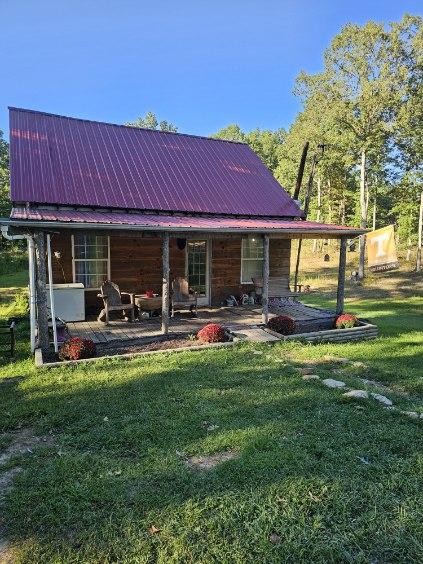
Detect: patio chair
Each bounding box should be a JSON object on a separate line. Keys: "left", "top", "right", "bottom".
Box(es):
{"left": 97, "top": 281, "right": 135, "bottom": 325}
{"left": 171, "top": 277, "right": 198, "bottom": 316}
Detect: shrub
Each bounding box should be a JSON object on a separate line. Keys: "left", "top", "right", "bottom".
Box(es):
{"left": 59, "top": 337, "right": 96, "bottom": 360}
{"left": 197, "top": 323, "right": 227, "bottom": 343}
{"left": 267, "top": 315, "right": 295, "bottom": 335}
{"left": 335, "top": 313, "right": 358, "bottom": 329}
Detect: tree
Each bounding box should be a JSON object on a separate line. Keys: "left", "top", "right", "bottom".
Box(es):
{"left": 0, "top": 129, "right": 10, "bottom": 217}
{"left": 213, "top": 124, "right": 286, "bottom": 175}
{"left": 213, "top": 124, "right": 245, "bottom": 142}
{"left": 126, "top": 111, "right": 178, "bottom": 132}
{"left": 293, "top": 19, "right": 419, "bottom": 278}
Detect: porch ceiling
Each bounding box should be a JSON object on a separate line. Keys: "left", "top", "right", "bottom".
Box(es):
{"left": 8, "top": 207, "right": 367, "bottom": 237}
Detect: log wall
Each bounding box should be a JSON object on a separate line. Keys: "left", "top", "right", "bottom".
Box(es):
{"left": 49, "top": 231, "right": 291, "bottom": 312}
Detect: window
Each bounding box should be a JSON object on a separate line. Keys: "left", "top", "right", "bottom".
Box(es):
{"left": 241, "top": 237, "right": 263, "bottom": 284}
{"left": 72, "top": 234, "right": 110, "bottom": 289}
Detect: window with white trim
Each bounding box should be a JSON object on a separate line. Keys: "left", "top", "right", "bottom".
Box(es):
{"left": 72, "top": 234, "right": 110, "bottom": 289}
{"left": 241, "top": 237, "right": 263, "bottom": 284}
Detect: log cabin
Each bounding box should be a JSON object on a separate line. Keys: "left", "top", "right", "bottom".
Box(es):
{"left": 1, "top": 107, "right": 366, "bottom": 353}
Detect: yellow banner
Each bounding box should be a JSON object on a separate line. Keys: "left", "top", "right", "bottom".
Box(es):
{"left": 367, "top": 225, "right": 399, "bottom": 272}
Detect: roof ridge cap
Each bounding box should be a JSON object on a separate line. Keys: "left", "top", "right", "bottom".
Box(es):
{"left": 8, "top": 106, "right": 248, "bottom": 146}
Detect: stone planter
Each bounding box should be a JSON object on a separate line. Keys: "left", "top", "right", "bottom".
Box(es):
{"left": 264, "top": 320, "right": 378, "bottom": 343}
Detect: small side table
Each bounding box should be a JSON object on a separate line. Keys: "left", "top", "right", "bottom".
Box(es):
{"left": 135, "top": 295, "right": 162, "bottom": 319}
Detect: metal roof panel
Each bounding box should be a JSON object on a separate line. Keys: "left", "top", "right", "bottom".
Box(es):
{"left": 9, "top": 108, "right": 303, "bottom": 218}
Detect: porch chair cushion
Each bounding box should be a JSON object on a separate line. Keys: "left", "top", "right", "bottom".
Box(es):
{"left": 171, "top": 277, "right": 197, "bottom": 315}
{"left": 97, "top": 280, "right": 135, "bottom": 324}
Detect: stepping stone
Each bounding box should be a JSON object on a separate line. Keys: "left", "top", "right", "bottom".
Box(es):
{"left": 352, "top": 361, "right": 367, "bottom": 368}
{"left": 370, "top": 393, "right": 393, "bottom": 406}
{"left": 299, "top": 367, "right": 315, "bottom": 375}
{"left": 302, "top": 374, "right": 320, "bottom": 381}
{"left": 401, "top": 411, "right": 419, "bottom": 420}
{"left": 322, "top": 378, "right": 346, "bottom": 389}
{"left": 342, "top": 390, "right": 369, "bottom": 399}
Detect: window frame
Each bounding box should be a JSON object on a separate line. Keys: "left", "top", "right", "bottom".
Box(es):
{"left": 240, "top": 236, "right": 264, "bottom": 284}
{"left": 71, "top": 234, "right": 111, "bottom": 290}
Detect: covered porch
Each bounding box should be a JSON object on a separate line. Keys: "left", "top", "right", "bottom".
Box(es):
{"left": 3, "top": 206, "right": 367, "bottom": 355}
{"left": 66, "top": 301, "right": 338, "bottom": 345}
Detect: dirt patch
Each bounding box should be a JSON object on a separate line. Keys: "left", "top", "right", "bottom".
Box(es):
{"left": 0, "top": 428, "right": 55, "bottom": 466}
{"left": 185, "top": 450, "right": 238, "bottom": 471}
{"left": 42, "top": 334, "right": 213, "bottom": 363}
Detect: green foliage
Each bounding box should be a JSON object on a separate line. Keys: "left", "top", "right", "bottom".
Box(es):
{"left": 125, "top": 111, "right": 178, "bottom": 132}
{"left": 214, "top": 124, "right": 286, "bottom": 175}
{"left": 0, "top": 129, "right": 10, "bottom": 217}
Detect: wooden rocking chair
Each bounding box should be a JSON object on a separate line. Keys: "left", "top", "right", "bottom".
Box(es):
{"left": 97, "top": 281, "right": 135, "bottom": 325}
{"left": 171, "top": 277, "right": 198, "bottom": 316}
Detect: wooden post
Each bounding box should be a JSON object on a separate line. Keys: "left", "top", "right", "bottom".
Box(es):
{"left": 416, "top": 190, "right": 423, "bottom": 272}
{"left": 312, "top": 177, "right": 321, "bottom": 253}
{"left": 162, "top": 232, "right": 170, "bottom": 334}
{"left": 34, "top": 231, "right": 50, "bottom": 351}
{"left": 336, "top": 236, "right": 347, "bottom": 315}
{"left": 358, "top": 149, "right": 367, "bottom": 279}
{"left": 262, "top": 234, "right": 269, "bottom": 325}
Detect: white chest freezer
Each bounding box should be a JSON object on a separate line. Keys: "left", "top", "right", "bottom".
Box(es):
{"left": 46, "top": 283, "right": 85, "bottom": 321}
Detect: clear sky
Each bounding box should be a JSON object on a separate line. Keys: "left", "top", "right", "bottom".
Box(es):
{"left": 1, "top": 1, "right": 421, "bottom": 139}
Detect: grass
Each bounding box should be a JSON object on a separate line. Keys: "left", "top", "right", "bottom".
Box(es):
{"left": 0, "top": 265, "right": 422, "bottom": 562}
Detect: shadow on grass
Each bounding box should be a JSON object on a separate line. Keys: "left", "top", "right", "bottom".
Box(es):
{"left": 1, "top": 347, "right": 422, "bottom": 561}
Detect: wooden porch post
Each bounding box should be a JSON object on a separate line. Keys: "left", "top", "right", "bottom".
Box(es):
{"left": 336, "top": 236, "right": 347, "bottom": 315}
{"left": 262, "top": 234, "right": 270, "bottom": 324}
{"left": 162, "top": 232, "right": 170, "bottom": 334}
{"left": 34, "top": 231, "right": 50, "bottom": 351}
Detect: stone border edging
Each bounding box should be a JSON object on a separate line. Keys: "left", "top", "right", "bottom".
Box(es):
{"left": 263, "top": 321, "right": 378, "bottom": 343}
{"left": 34, "top": 340, "right": 237, "bottom": 368}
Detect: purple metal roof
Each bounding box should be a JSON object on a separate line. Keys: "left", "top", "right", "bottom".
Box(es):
{"left": 10, "top": 206, "right": 364, "bottom": 235}
{"left": 9, "top": 108, "right": 303, "bottom": 218}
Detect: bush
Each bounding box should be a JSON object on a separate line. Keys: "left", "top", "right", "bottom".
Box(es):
{"left": 267, "top": 315, "right": 295, "bottom": 335}
{"left": 335, "top": 313, "right": 358, "bottom": 329}
{"left": 59, "top": 337, "right": 96, "bottom": 360}
{"left": 197, "top": 323, "right": 227, "bottom": 343}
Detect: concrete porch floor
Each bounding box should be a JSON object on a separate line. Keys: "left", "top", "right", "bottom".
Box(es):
{"left": 67, "top": 306, "right": 272, "bottom": 344}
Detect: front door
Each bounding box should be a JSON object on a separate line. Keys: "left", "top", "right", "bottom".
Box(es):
{"left": 186, "top": 240, "right": 210, "bottom": 306}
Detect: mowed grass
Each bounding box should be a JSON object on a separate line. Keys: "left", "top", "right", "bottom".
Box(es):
{"left": 0, "top": 271, "right": 422, "bottom": 562}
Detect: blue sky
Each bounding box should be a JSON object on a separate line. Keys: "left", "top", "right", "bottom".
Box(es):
{"left": 1, "top": 1, "right": 421, "bottom": 139}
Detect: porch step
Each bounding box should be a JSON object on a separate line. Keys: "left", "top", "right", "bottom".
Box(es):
{"left": 228, "top": 326, "right": 280, "bottom": 342}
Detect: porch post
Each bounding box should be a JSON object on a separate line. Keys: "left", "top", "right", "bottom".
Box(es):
{"left": 336, "top": 236, "right": 347, "bottom": 315}
{"left": 34, "top": 231, "right": 50, "bottom": 351}
{"left": 262, "top": 234, "right": 270, "bottom": 324}
{"left": 162, "top": 232, "right": 170, "bottom": 334}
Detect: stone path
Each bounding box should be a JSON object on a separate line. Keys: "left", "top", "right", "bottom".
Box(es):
{"left": 297, "top": 357, "right": 423, "bottom": 420}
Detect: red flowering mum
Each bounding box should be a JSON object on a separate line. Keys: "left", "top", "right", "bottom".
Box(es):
{"left": 197, "top": 323, "right": 227, "bottom": 343}
{"left": 59, "top": 337, "right": 96, "bottom": 360}
{"left": 335, "top": 314, "right": 358, "bottom": 329}
{"left": 267, "top": 315, "right": 295, "bottom": 335}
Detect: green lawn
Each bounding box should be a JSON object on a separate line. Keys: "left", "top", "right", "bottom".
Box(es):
{"left": 0, "top": 271, "right": 422, "bottom": 562}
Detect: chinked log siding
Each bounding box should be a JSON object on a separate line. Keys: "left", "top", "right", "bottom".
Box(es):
{"left": 48, "top": 232, "right": 291, "bottom": 310}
